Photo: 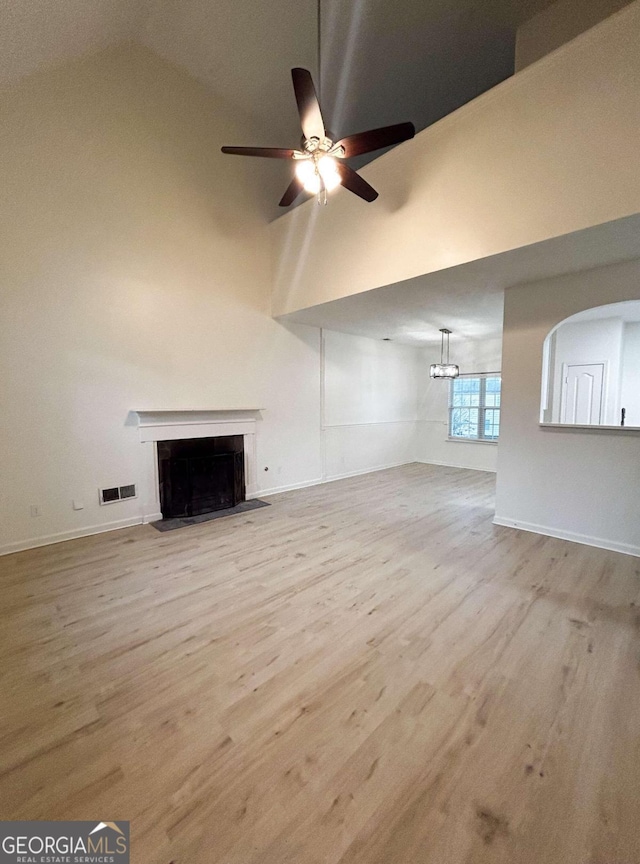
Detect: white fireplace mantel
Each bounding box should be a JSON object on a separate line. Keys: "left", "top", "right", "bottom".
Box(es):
{"left": 134, "top": 410, "right": 263, "bottom": 519}
{"left": 134, "top": 409, "right": 263, "bottom": 440}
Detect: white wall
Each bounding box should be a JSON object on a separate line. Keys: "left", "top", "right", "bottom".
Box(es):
{"left": 515, "top": 0, "right": 631, "bottom": 71}
{"left": 270, "top": 1, "right": 640, "bottom": 317}
{"left": 0, "top": 47, "right": 418, "bottom": 555}
{"left": 495, "top": 258, "right": 640, "bottom": 557}
{"left": 322, "top": 330, "right": 419, "bottom": 480}
{"left": 621, "top": 322, "right": 640, "bottom": 426}
{"left": 547, "top": 317, "right": 623, "bottom": 424}
{"left": 416, "top": 337, "right": 502, "bottom": 473}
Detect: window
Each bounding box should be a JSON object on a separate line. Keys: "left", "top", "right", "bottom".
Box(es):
{"left": 449, "top": 374, "right": 501, "bottom": 442}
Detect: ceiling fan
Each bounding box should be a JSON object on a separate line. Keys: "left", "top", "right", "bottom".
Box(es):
{"left": 221, "top": 67, "right": 415, "bottom": 206}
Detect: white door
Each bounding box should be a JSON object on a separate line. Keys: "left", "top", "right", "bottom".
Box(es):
{"left": 560, "top": 363, "right": 604, "bottom": 424}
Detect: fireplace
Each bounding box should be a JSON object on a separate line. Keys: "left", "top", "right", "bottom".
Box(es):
{"left": 157, "top": 436, "right": 245, "bottom": 519}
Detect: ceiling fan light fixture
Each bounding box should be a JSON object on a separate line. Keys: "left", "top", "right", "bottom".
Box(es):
{"left": 295, "top": 158, "right": 319, "bottom": 192}
{"left": 430, "top": 329, "right": 459, "bottom": 379}
{"left": 317, "top": 155, "right": 340, "bottom": 190}
{"left": 295, "top": 153, "right": 341, "bottom": 195}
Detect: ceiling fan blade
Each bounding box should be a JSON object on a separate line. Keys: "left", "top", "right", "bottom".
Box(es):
{"left": 221, "top": 146, "right": 297, "bottom": 159}
{"left": 336, "top": 163, "right": 378, "bottom": 202}
{"left": 336, "top": 122, "right": 415, "bottom": 159}
{"left": 279, "top": 176, "right": 306, "bottom": 207}
{"left": 291, "top": 68, "right": 325, "bottom": 141}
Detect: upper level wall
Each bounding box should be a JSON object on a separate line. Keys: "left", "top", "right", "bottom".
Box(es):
{"left": 271, "top": 1, "right": 640, "bottom": 318}
{"left": 495, "top": 257, "right": 640, "bottom": 557}
{"left": 515, "top": 0, "right": 631, "bottom": 71}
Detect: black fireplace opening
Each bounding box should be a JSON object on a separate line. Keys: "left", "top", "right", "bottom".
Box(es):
{"left": 157, "top": 436, "right": 245, "bottom": 519}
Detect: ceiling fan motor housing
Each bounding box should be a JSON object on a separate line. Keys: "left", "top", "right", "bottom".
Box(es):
{"left": 299, "top": 135, "right": 344, "bottom": 157}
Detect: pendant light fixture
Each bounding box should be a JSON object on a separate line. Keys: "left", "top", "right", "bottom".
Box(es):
{"left": 430, "top": 329, "right": 459, "bottom": 379}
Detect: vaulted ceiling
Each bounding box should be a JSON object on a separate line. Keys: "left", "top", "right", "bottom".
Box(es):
{"left": 3, "top": 0, "right": 556, "bottom": 215}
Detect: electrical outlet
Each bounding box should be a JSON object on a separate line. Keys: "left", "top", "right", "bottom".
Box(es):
{"left": 30, "top": 505, "right": 40, "bottom": 517}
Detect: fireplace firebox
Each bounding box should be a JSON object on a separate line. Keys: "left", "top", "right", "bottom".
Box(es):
{"left": 157, "top": 436, "right": 245, "bottom": 519}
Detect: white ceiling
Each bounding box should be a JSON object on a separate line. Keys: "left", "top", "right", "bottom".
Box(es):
{"left": 2, "top": 0, "right": 557, "bottom": 211}
{"left": 281, "top": 215, "right": 640, "bottom": 346}
{"left": 2, "top": 1, "right": 557, "bottom": 110}
{"left": 6, "top": 0, "right": 632, "bottom": 348}
{"left": 139, "top": 0, "right": 549, "bottom": 146}
{"left": 0, "top": 0, "right": 143, "bottom": 85}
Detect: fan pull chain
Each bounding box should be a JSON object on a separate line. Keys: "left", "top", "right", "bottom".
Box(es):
{"left": 314, "top": 158, "right": 327, "bottom": 205}
{"left": 316, "top": 177, "right": 327, "bottom": 206}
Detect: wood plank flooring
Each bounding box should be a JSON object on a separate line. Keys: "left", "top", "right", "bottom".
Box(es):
{"left": 1, "top": 463, "right": 639, "bottom": 863}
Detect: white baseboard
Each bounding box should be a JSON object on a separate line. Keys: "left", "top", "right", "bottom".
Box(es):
{"left": 249, "top": 476, "right": 324, "bottom": 498}
{"left": 256, "top": 460, "right": 415, "bottom": 499}
{"left": 493, "top": 516, "right": 640, "bottom": 558}
{"left": 324, "top": 460, "right": 414, "bottom": 483}
{"left": 142, "top": 511, "right": 163, "bottom": 524}
{"left": 417, "top": 458, "right": 496, "bottom": 474}
{"left": 0, "top": 515, "right": 146, "bottom": 557}
{"left": 1, "top": 461, "right": 414, "bottom": 556}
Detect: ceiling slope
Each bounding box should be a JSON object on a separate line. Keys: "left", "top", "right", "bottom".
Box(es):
{"left": 1, "top": 0, "right": 557, "bottom": 213}
{"left": 138, "top": 0, "right": 556, "bottom": 183}
{"left": 0, "top": 0, "right": 144, "bottom": 86}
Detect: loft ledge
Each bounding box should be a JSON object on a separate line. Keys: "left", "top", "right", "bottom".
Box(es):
{"left": 540, "top": 422, "right": 640, "bottom": 432}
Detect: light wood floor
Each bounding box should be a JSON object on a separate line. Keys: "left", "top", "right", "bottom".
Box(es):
{"left": 1, "top": 464, "right": 639, "bottom": 863}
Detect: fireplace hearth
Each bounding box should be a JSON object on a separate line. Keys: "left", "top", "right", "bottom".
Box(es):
{"left": 157, "top": 436, "right": 245, "bottom": 519}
